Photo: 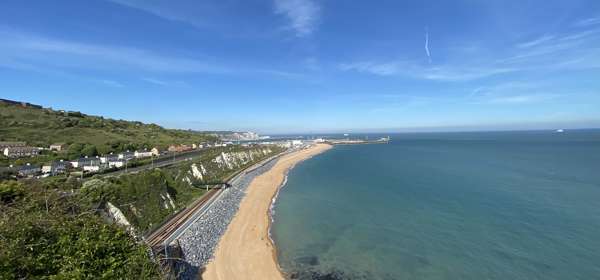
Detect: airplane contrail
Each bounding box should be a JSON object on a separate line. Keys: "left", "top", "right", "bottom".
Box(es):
{"left": 425, "top": 27, "right": 432, "bottom": 64}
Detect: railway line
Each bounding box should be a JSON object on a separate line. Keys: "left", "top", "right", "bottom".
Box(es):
{"left": 144, "top": 151, "right": 289, "bottom": 253}
{"left": 145, "top": 187, "right": 222, "bottom": 248}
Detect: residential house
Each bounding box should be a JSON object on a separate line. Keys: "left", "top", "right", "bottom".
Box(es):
{"left": 151, "top": 147, "right": 161, "bottom": 156}
{"left": 71, "top": 156, "right": 102, "bottom": 169}
{"left": 0, "top": 141, "right": 26, "bottom": 150}
{"left": 83, "top": 165, "right": 101, "bottom": 173}
{"left": 107, "top": 159, "right": 125, "bottom": 168}
{"left": 17, "top": 163, "right": 41, "bottom": 177}
{"left": 118, "top": 151, "right": 135, "bottom": 161}
{"left": 168, "top": 144, "right": 192, "bottom": 153}
{"left": 134, "top": 149, "right": 153, "bottom": 158}
{"left": 3, "top": 146, "right": 40, "bottom": 158}
{"left": 49, "top": 143, "right": 66, "bottom": 151}
{"left": 42, "top": 160, "right": 71, "bottom": 175}
{"left": 100, "top": 154, "right": 120, "bottom": 164}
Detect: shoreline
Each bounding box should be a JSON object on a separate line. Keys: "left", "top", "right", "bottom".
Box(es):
{"left": 202, "top": 144, "right": 332, "bottom": 280}
{"left": 266, "top": 160, "right": 293, "bottom": 277}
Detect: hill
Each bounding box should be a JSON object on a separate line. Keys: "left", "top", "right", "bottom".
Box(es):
{"left": 0, "top": 100, "right": 217, "bottom": 155}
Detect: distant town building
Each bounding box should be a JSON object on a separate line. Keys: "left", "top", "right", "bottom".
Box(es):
{"left": 3, "top": 146, "right": 40, "bottom": 158}
{"left": 151, "top": 147, "right": 161, "bottom": 156}
{"left": 49, "top": 143, "right": 66, "bottom": 151}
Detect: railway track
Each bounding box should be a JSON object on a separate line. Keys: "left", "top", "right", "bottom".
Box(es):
{"left": 144, "top": 150, "right": 289, "bottom": 252}
{"left": 145, "top": 187, "right": 221, "bottom": 248}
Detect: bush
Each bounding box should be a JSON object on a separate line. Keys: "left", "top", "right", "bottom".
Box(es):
{"left": 0, "top": 181, "right": 24, "bottom": 203}
{"left": 0, "top": 182, "right": 160, "bottom": 279}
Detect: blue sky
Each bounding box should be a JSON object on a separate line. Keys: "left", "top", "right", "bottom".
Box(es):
{"left": 1, "top": 0, "right": 599, "bottom": 133}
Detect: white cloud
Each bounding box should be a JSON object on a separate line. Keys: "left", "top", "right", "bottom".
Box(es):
{"left": 339, "top": 61, "right": 514, "bottom": 81}
{"left": 0, "top": 28, "right": 303, "bottom": 79}
{"left": 108, "top": 0, "right": 213, "bottom": 29}
{"left": 100, "top": 79, "right": 125, "bottom": 87}
{"left": 0, "top": 28, "right": 230, "bottom": 74}
{"left": 339, "top": 25, "right": 600, "bottom": 82}
{"left": 488, "top": 94, "right": 559, "bottom": 104}
{"left": 468, "top": 82, "right": 563, "bottom": 105}
{"left": 141, "top": 77, "right": 169, "bottom": 86}
{"left": 573, "top": 17, "right": 600, "bottom": 27}
{"left": 273, "top": 0, "right": 320, "bottom": 37}
{"left": 516, "top": 35, "right": 555, "bottom": 48}
{"left": 339, "top": 62, "right": 400, "bottom": 76}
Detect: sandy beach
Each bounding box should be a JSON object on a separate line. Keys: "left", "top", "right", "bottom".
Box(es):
{"left": 202, "top": 143, "right": 332, "bottom": 280}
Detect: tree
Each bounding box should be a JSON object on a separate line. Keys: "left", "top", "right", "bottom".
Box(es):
{"left": 81, "top": 144, "right": 98, "bottom": 157}
{"left": 67, "top": 143, "right": 85, "bottom": 159}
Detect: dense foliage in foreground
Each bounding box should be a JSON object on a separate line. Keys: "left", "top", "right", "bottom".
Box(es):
{"left": 0, "top": 180, "right": 160, "bottom": 279}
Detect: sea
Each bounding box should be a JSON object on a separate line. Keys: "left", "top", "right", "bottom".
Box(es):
{"left": 271, "top": 130, "right": 600, "bottom": 280}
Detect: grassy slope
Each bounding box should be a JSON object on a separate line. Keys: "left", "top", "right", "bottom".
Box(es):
{"left": 0, "top": 102, "right": 217, "bottom": 150}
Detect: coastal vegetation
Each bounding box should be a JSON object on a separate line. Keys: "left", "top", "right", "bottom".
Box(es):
{"left": 0, "top": 101, "right": 217, "bottom": 162}
{"left": 0, "top": 142, "right": 282, "bottom": 278}
{"left": 0, "top": 100, "right": 285, "bottom": 278}
{"left": 81, "top": 144, "right": 283, "bottom": 234}
{"left": 0, "top": 179, "right": 160, "bottom": 279}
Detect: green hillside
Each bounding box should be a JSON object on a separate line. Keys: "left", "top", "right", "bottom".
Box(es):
{"left": 0, "top": 101, "right": 217, "bottom": 154}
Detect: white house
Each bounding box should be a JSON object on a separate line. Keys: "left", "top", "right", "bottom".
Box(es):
{"left": 49, "top": 143, "right": 66, "bottom": 151}
{"left": 42, "top": 160, "right": 71, "bottom": 174}
{"left": 71, "top": 157, "right": 101, "bottom": 168}
{"left": 108, "top": 160, "right": 125, "bottom": 168}
{"left": 3, "top": 146, "right": 40, "bottom": 158}
{"left": 83, "top": 165, "right": 100, "bottom": 172}
{"left": 134, "top": 149, "right": 153, "bottom": 158}
{"left": 100, "top": 154, "right": 119, "bottom": 164}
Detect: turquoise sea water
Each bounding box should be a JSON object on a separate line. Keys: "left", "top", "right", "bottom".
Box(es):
{"left": 271, "top": 130, "right": 600, "bottom": 280}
